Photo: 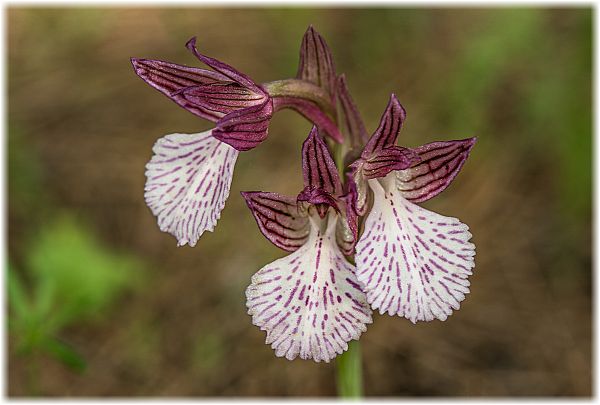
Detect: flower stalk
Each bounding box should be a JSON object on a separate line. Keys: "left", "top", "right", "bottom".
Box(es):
{"left": 336, "top": 340, "right": 363, "bottom": 398}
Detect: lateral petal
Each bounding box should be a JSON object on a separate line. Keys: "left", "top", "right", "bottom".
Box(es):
{"left": 362, "top": 94, "right": 406, "bottom": 157}
{"left": 246, "top": 214, "right": 372, "bottom": 362}
{"left": 241, "top": 191, "right": 310, "bottom": 252}
{"left": 397, "top": 138, "right": 476, "bottom": 203}
{"left": 355, "top": 176, "right": 475, "bottom": 323}
{"left": 144, "top": 130, "right": 238, "bottom": 247}
{"left": 212, "top": 98, "right": 274, "bottom": 151}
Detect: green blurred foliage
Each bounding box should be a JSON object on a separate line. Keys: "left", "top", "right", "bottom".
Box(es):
{"left": 8, "top": 216, "right": 141, "bottom": 373}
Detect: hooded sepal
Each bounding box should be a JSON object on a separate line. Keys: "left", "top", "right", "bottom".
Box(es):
{"left": 211, "top": 98, "right": 274, "bottom": 151}
{"left": 362, "top": 94, "right": 407, "bottom": 158}
{"left": 185, "top": 37, "right": 262, "bottom": 93}
{"left": 241, "top": 191, "right": 310, "bottom": 252}
{"left": 296, "top": 25, "right": 337, "bottom": 104}
{"left": 130, "top": 57, "right": 233, "bottom": 122}
{"left": 397, "top": 138, "right": 476, "bottom": 203}
{"left": 297, "top": 187, "right": 339, "bottom": 219}
{"left": 302, "top": 127, "right": 343, "bottom": 196}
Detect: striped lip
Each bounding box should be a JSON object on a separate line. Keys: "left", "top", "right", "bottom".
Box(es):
{"left": 246, "top": 211, "right": 372, "bottom": 362}
{"left": 144, "top": 130, "right": 239, "bottom": 247}
{"left": 355, "top": 175, "right": 475, "bottom": 322}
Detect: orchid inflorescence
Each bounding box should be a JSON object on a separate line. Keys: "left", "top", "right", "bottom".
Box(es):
{"left": 131, "top": 26, "right": 476, "bottom": 363}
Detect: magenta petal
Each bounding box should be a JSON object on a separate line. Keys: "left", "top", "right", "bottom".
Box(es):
{"left": 336, "top": 183, "right": 359, "bottom": 256}
{"left": 397, "top": 138, "right": 477, "bottom": 203}
{"left": 273, "top": 97, "right": 343, "bottom": 143}
{"left": 362, "top": 94, "right": 406, "bottom": 157}
{"left": 362, "top": 146, "right": 421, "bottom": 180}
{"left": 212, "top": 98, "right": 274, "bottom": 151}
{"left": 179, "top": 83, "right": 267, "bottom": 117}
{"left": 185, "top": 37, "right": 262, "bottom": 93}
{"left": 241, "top": 191, "right": 310, "bottom": 252}
{"left": 337, "top": 75, "right": 369, "bottom": 148}
{"left": 296, "top": 25, "right": 337, "bottom": 103}
{"left": 297, "top": 187, "right": 339, "bottom": 218}
{"left": 131, "top": 57, "right": 231, "bottom": 122}
{"left": 301, "top": 127, "right": 343, "bottom": 196}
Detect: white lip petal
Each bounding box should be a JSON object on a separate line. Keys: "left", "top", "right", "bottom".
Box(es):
{"left": 246, "top": 213, "right": 372, "bottom": 363}
{"left": 144, "top": 130, "right": 239, "bottom": 247}
{"left": 356, "top": 176, "right": 475, "bottom": 323}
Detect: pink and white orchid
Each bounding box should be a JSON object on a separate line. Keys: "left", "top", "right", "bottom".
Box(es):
{"left": 349, "top": 95, "right": 477, "bottom": 323}
{"left": 243, "top": 128, "right": 371, "bottom": 362}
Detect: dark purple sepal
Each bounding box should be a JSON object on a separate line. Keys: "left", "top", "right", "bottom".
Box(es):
{"left": 272, "top": 97, "right": 343, "bottom": 143}
{"left": 362, "top": 94, "right": 407, "bottom": 157}
{"left": 296, "top": 25, "right": 337, "bottom": 103}
{"left": 398, "top": 137, "right": 477, "bottom": 203}
{"left": 337, "top": 75, "right": 369, "bottom": 149}
{"left": 212, "top": 98, "right": 274, "bottom": 151}
{"left": 177, "top": 83, "right": 267, "bottom": 117}
{"left": 297, "top": 187, "right": 339, "bottom": 219}
{"left": 241, "top": 191, "right": 310, "bottom": 252}
{"left": 185, "top": 37, "right": 262, "bottom": 94}
{"left": 301, "top": 127, "right": 343, "bottom": 196}
{"left": 362, "top": 146, "right": 421, "bottom": 180}
{"left": 130, "top": 57, "right": 231, "bottom": 122}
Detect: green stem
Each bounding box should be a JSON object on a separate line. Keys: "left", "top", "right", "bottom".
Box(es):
{"left": 262, "top": 79, "right": 337, "bottom": 119}
{"left": 336, "top": 340, "right": 363, "bottom": 398}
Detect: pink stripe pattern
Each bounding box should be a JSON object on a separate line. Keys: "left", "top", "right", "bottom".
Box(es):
{"left": 355, "top": 175, "right": 475, "bottom": 323}
{"left": 246, "top": 214, "right": 372, "bottom": 362}
{"left": 144, "top": 130, "right": 238, "bottom": 247}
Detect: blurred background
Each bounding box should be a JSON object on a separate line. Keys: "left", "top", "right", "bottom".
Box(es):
{"left": 7, "top": 7, "right": 591, "bottom": 397}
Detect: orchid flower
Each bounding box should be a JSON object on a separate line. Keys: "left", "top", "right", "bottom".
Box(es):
{"left": 349, "top": 94, "right": 477, "bottom": 323}
{"left": 243, "top": 128, "right": 372, "bottom": 363}
{"left": 131, "top": 30, "right": 341, "bottom": 247}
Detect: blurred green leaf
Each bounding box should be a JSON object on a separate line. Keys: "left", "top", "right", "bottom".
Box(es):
{"left": 26, "top": 215, "right": 141, "bottom": 328}
{"left": 7, "top": 263, "right": 30, "bottom": 322}
{"left": 42, "top": 338, "right": 87, "bottom": 373}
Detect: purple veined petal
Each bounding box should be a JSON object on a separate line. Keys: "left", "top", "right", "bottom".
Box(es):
{"left": 212, "top": 98, "right": 274, "bottom": 151}
{"left": 355, "top": 174, "right": 476, "bottom": 323}
{"left": 297, "top": 186, "right": 339, "bottom": 219}
{"left": 185, "top": 37, "right": 262, "bottom": 94}
{"left": 397, "top": 138, "right": 477, "bottom": 203}
{"left": 144, "top": 130, "right": 238, "bottom": 247}
{"left": 337, "top": 74, "right": 369, "bottom": 149}
{"left": 177, "top": 83, "right": 267, "bottom": 118}
{"left": 241, "top": 191, "right": 310, "bottom": 252}
{"left": 301, "top": 127, "right": 343, "bottom": 196}
{"left": 130, "top": 58, "right": 232, "bottom": 122}
{"left": 272, "top": 97, "right": 343, "bottom": 143}
{"left": 362, "top": 94, "right": 407, "bottom": 158}
{"left": 296, "top": 25, "right": 337, "bottom": 103}
{"left": 362, "top": 146, "right": 421, "bottom": 180}
{"left": 246, "top": 212, "right": 372, "bottom": 363}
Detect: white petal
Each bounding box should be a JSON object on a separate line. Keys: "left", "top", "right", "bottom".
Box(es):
{"left": 246, "top": 213, "right": 372, "bottom": 363}
{"left": 144, "top": 130, "right": 239, "bottom": 247}
{"left": 356, "top": 175, "right": 476, "bottom": 323}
